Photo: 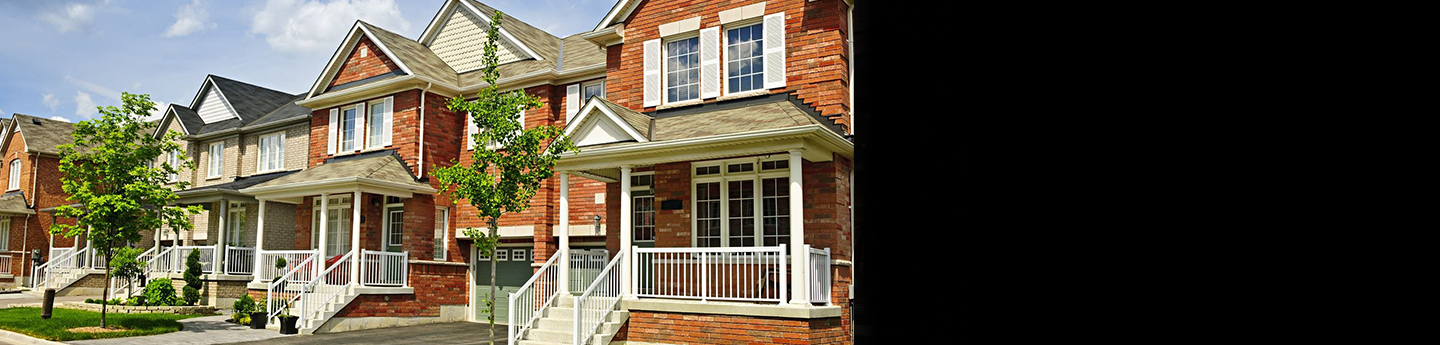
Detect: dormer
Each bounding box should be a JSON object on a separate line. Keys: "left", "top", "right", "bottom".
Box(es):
{"left": 417, "top": 0, "right": 543, "bottom": 74}
{"left": 191, "top": 76, "right": 241, "bottom": 124}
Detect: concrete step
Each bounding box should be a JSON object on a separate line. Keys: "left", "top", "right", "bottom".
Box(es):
{"left": 525, "top": 328, "right": 574, "bottom": 343}
{"left": 535, "top": 309, "right": 628, "bottom": 330}
{"left": 517, "top": 340, "right": 568, "bottom": 345}
{"left": 545, "top": 307, "right": 574, "bottom": 320}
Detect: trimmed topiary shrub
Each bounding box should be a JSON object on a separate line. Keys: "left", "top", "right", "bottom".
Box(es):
{"left": 142, "top": 278, "right": 181, "bottom": 306}
{"left": 182, "top": 248, "right": 203, "bottom": 305}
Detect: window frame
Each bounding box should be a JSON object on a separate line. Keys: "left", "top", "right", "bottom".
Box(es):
{"left": 0, "top": 217, "right": 10, "bottom": 249}
{"left": 434, "top": 206, "right": 449, "bottom": 260}
{"left": 310, "top": 196, "right": 353, "bottom": 257}
{"left": 227, "top": 202, "right": 245, "bottom": 246}
{"left": 511, "top": 248, "right": 527, "bottom": 262}
{"left": 582, "top": 80, "right": 606, "bottom": 102}
{"left": 382, "top": 200, "right": 404, "bottom": 248}
{"left": 257, "top": 131, "right": 286, "bottom": 174}
{"left": 495, "top": 248, "right": 510, "bottom": 261}
{"left": 690, "top": 156, "right": 791, "bottom": 248}
{"left": 661, "top": 33, "right": 702, "bottom": 105}
{"left": 207, "top": 142, "right": 224, "bottom": 179}
{"left": 7, "top": 159, "right": 20, "bottom": 191}
{"left": 630, "top": 171, "right": 656, "bottom": 242}
{"left": 339, "top": 104, "right": 360, "bottom": 152}
{"left": 167, "top": 150, "right": 180, "bottom": 183}
{"left": 721, "top": 20, "right": 766, "bottom": 96}
{"left": 365, "top": 97, "right": 392, "bottom": 150}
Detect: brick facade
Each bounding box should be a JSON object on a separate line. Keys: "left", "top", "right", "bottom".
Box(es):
{"left": 620, "top": 311, "right": 847, "bottom": 345}
{"left": 2, "top": 129, "right": 81, "bottom": 281}
{"left": 333, "top": 262, "right": 467, "bottom": 318}
{"left": 329, "top": 37, "right": 402, "bottom": 88}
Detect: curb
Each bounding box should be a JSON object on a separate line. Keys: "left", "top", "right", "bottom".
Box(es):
{"left": 0, "top": 328, "right": 70, "bottom": 345}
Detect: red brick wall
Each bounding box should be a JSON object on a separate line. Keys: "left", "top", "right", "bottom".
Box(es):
{"left": 621, "top": 311, "right": 846, "bottom": 345}
{"left": 333, "top": 262, "right": 467, "bottom": 317}
{"left": 328, "top": 37, "right": 401, "bottom": 89}
{"left": 3, "top": 132, "right": 80, "bottom": 276}
{"left": 605, "top": 0, "right": 852, "bottom": 131}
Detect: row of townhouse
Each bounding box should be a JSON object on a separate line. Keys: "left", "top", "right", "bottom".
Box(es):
{"left": 3, "top": 0, "right": 855, "bottom": 344}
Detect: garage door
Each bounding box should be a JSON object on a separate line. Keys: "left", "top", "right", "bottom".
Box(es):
{"left": 473, "top": 247, "right": 534, "bottom": 325}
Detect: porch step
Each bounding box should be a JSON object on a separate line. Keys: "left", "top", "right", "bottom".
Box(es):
{"left": 536, "top": 311, "right": 629, "bottom": 331}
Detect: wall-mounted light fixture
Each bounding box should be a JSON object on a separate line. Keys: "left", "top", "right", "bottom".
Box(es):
{"left": 594, "top": 215, "right": 602, "bottom": 234}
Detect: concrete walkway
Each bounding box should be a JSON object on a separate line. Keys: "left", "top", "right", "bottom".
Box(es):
{"left": 66, "top": 316, "right": 290, "bottom": 345}
{"left": 222, "top": 322, "right": 507, "bottom": 345}
{"left": 0, "top": 292, "right": 92, "bottom": 308}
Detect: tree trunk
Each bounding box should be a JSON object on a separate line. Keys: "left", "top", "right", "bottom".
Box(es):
{"left": 101, "top": 246, "right": 111, "bottom": 329}
{"left": 487, "top": 217, "right": 499, "bottom": 341}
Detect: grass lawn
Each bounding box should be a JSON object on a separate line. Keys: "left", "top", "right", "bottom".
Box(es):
{"left": 0, "top": 307, "right": 210, "bottom": 341}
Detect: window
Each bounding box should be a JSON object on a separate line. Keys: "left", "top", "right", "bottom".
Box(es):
{"left": 366, "top": 98, "right": 391, "bottom": 149}
{"left": 434, "top": 207, "right": 449, "bottom": 260}
{"left": 665, "top": 37, "right": 701, "bottom": 103}
{"left": 257, "top": 132, "right": 285, "bottom": 173}
{"left": 495, "top": 249, "right": 509, "bottom": 261}
{"left": 384, "top": 197, "right": 403, "bottom": 248}
{"left": 340, "top": 106, "right": 358, "bottom": 152}
{"left": 511, "top": 249, "right": 527, "bottom": 262}
{"left": 725, "top": 23, "right": 765, "bottom": 94}
{"left": 310, "top": 196, "right": 352, "bottom": 258}
{"left": 476, "top": 246, "right": 490, "bottom": 261}
{"left": 692, "top": 157, "right": 791, "bottom": 248}
{"left": 227, "top": 203, "right": 245, "bottom": 245}
{"left": 7, "top": 160, "right": 19, "bottom": 190}
{"left": 208, "top": 142, "right": 224, "bottom": 178}
{"left": 167, "top": 150, "right": 180, "bottom": 182}
{"left": 582, "top": 81, "right": 606, "bottom": 102}
{"left": 631, "top": 173, "right": 655, "bottom": 242}
{"left": 0, "top": 217, "right": 10, "bottom": 249}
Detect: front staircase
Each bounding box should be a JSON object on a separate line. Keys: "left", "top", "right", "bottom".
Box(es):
{"left": 515, "top": 295, "right": 629, "bottom": 345}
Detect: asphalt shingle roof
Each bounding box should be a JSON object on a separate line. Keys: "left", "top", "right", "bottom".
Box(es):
{"left": 359, "top": 22, "right": 460, "bottom": 86}
{"left": 245, "top": 150, "right": 430, "bottom": 192}
{"left": 594, "top": 98, "right": 651, "bottom": 139}
{"left": 11, "top": 113, "right": 77, "bottom": 155}
{"left": 0, "top": 191, "right": 32, "bottom": 214}
{"left": 175, "top": 169, "right": 301, "bottom": 196}
{"left": 650, "top": 99, "right": 823, "bottom": 141}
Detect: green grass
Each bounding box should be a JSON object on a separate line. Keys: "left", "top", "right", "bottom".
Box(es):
{"left": 0, "top": 307, "right": 209, "bottom": 341}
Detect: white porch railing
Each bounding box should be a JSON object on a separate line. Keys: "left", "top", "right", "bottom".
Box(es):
{"left": 0, "top": 254, "right": 13, "bottom": 275}
{"left": 257, "top": 250, "right": 318, "bottom": 282}
{"left": 267, "top": 254, "right": 318, "bottom": 322}
{"left": 108, "top": 247, "right": 157, "bottom": 298}
{"left": 50, "top": 248, "right": 75, "bottom": 266}
{"left": 225, "top": 247, "right": 256, "bottom": 275}
{"left": 569, "top": 250, "right": 608, "bottom": 292}
{"left": 508, "top": 252, "right": 560, "bottom": 345}
{"left": 359, "top": 249, "right": 407, "bottom": 287}
{"left": 170, "top": 246, "right": 216, "bottom": 273}
{"left": 299, "top": 250, "right": 353, "bottom": 327}
{"left": 31, "top": 246, "right": 85, "bottom": 290}
{"left": 87, "top": 247, "right": 108, "bottom": 269}
{"left": 575, "top": 251, "right": 626, "bottom": 345}
{"left": 631, "top": 246, "right": 788, "bottom": 303}
{"left": 807, "top": 245, "right": 832, "bottom": 305}
{"left": 145, "top": 246, "right": 176, "bottom": 278}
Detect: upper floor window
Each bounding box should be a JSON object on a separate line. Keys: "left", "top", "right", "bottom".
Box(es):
{"left": 340, "top": 106, "right": 358, "bottom": 152}
{"left": 167, "top": 150, "right": 180, "bottom": 182}
{"left": 366, "top": 97, "right": 392, "bottom": 150}
{"left": 7, "top": 159, "right": 19, "bottom": 190}
{"left": 582, "top": 81, "right": 606, "bottom": 102}
{"left": 0, "top": 217, "right": 9, "bottom": 249}
{"left": 258, "top": 132, "right": 285, "bottom": 173}
{"left": 207, "top": 142, "right": 224, "bottom": 179}
{"left": 665, "top": 37, "right": 701, "bottom": 103}
{"left": 725, "top": 23, "right": 764, "bottom": 94}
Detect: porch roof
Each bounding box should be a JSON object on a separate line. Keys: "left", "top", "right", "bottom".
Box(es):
{"left": 0, "top": 192, "right": 34, "bottom": 215}
{"left": 172, "top": 169, "right": 301, "bottom": 205}
{"left": 239, "top": 150, "right": 436, "bottom": 199}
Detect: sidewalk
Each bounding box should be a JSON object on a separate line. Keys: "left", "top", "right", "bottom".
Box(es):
{"left": 65, "top": 316, "right": 289, "bottom": 345}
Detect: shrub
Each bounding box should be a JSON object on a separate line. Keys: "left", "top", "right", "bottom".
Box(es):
{"left": 126, "top": 296, "right": 143, "bottom": 306}
{"left": 233, "top": 295, "right": 256, "bottom": 314}
{"left": 142, "top": 279, "right": 180, "bottom": 306}
{"left": 182, "top": 249, "right": 202, "bottom": 306}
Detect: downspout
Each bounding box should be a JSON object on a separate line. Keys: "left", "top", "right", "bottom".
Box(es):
{"left": 419, "top": 82, "right": 432, "bottom": 177}
{"left": 21, "top": 213, "right": 30, "bottom": 283}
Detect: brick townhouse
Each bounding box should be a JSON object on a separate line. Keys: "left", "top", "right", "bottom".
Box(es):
{"left": 0, "top": 115, "right": 84, "bottom": 289}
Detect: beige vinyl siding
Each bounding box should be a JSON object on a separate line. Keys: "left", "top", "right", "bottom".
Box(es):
{"left": 196, "top": 87, "right": 238, "bottom": 124}
{"left": 428, "top": 6, "right": 525, "bottom": 72}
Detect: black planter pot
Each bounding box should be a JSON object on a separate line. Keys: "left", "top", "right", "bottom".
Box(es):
{"left": 278, "top": 315, "right": 299, "bottom": 334}
{"left": 250, "top": 312, "right": 268, "bottom": 329}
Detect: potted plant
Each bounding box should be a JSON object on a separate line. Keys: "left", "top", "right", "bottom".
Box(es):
{"left": 277, "top": 300, "right": 299, "bottom": 334}
{"left": 249, "top": 296, "right": 268, "bottom": 329}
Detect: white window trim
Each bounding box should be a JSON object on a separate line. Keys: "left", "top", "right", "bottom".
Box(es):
{"left": 257, "top": 131, "right": 287, "bottom": 174}
{"left": 511, "top": 248, "right": 527, "bottom": 262}
{"left": 167, "top": 150, "right": 180, "bottom": 183}
{"left": 310, "top": 196, "right": 353, "bottom": 256}
{"left": 365, "top": 97, "right": 393, "bottom": 150}
{"left": 661, "top": 32, "right": 702, "bottom": 106}
{"left": 207, "top": 142, "right": 224, "bottom": 179}
{"left": 435, "top": 206, "right": 449, "bottom": 260}
{"left": 690, "top": 156, "right": 790, "bottom": 248}
{"left": 720, "top": 19, "right": 766, "bottom": 97}
{"left": 227, "top": 203, "right": 245, "bottom": 245}
{"left": 0, "top": 217, "right": 10, "bottom": 249}
{"left": 337, "top": 104, "right": 361, "bottom": 153}
{"left": 495, "top": 248, "right": 510, "bottom": 261}
{"left": 382, "top": 201, "right": 404, "bottom": 248}
{"left": 582, "top": 80, "right": 606, "bottom": 103}
{"left": 630, "top": 171, "right": 656, "bottom": 242}
{"left": 7, "top": 159, "right": 20, "bottom": 191}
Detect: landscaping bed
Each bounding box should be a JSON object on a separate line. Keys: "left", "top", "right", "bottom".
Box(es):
{"left": 0, "top": 307, "right": 208, "bottom": 341}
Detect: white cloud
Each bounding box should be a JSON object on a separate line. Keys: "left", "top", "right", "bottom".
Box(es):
{"left": 43, "top": 94, "right": 60, "bottom": 112}
{"left": 144, "top": 102, "right": 170, "bottom": 122}
{"left": 39, "top": 3, "right": 97, "bottom": 33}
{"left": 74, "top": 91, "right": 97, "bottom": 118}
{"left": 163, "top": 0, "right": 216, "bottom": 38}
{"left": 64, "top": 75, "right": 121, "bottom": 102}
{"left": 250, "top": 0, "right": 411, "bottom": 54}
{"left": 50, "top": 116, "right": 72, "bottom": 123}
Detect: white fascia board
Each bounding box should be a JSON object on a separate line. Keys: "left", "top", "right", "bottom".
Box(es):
{"left": 417, "top": 0, "right": 459, "bottom": 44}
{"left": 356, "top": 25, "right": 416, "bottom": 74}
{"left": 209, "top": 79, "right": 242, "bottom": 122}
{"left": 308, "top": 23, "right": 366, "bottom": 99}
{"left": 594, "top": 0, "right": 637, "bottom": 32}
{"left": 0, "top": 119, "right": 17, "bottom": 155}
{"left": 454, "top": 0, "right": 544, "bottom": 61}
{"left": 564, "top": 98, "right": 648, "bottom": 143}
{"left": 240, "top": 177, "right": 435, "bottom": 199}
{"left": 154, "top": 107, "right": 180, "bottom": 139}
{"left": 557, "top": 125, "right": 854, "bottom": 171}
{"left": 308, "top": 23, "right": 417, "bottom": 99}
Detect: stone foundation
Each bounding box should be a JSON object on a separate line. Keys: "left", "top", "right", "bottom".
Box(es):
{"left": 10, "top": 301, "right": 217, "bottom": 314}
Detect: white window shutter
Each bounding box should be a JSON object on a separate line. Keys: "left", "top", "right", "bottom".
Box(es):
{"left": 327, "top": 108, "right": 337, "bottom": 155}
{"left": 566, "top": 84, "right": 580, "bottom": 122}
{"left": 763, "top": 12, "right": 787, "bottom": 89}
{"left": 354, "top": 103, "right": 366, "bottom": 152}
{"left": 700, "top": 27, "right": 720, "bottom": 99}
{"left": 383, "top": 97, "right": 394, "bottom": 146}
{"left": 466, "top": 112, "right": 476, "bottom": 150}
{"left": 643, "top": 39, "right": 661, "bottom": 107}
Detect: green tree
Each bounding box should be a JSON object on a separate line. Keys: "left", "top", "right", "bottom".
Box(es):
{"left": 108, "top": 247, "right": 146, "bottom": 298}
{"left": 182, "top": 248, "right": 202, "bottom": 305}
{"left": 430, "top": 10, "right": 577, "bottom": 340}
{"left": 52, "top": 92, "right": 200, "bottom": 328}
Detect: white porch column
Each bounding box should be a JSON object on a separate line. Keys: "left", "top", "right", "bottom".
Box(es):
{"left": 318, "top": 193, "right": 329, "bottom": 273}
{"left": 351, "top": 190, "right": 361, "bottom": 283}
{"left": 787, "top": 149, "right": 809, "bottom": 305}
{"left": 558, "top": 173, "right": 570, "bottom": 294}
{"left": 216, "top": 201, "right": 227, "bottom": 274}
{"left": 619, "top": 166, "right": 633, "bottom": 299}
{"left": 253, "top": 199, "right": 266, "bottom": 283}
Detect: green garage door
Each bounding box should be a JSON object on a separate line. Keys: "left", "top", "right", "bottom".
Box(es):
{"left": 473, "top": 247, "right": 534, "bottom": 325}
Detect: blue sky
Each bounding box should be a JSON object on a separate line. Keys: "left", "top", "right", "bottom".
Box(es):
{"left": 0, "top": 0, "right": 616, "bottom": 123}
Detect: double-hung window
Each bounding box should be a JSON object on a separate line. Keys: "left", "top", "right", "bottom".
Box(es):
{"left": 725, "top": 23, "right": 765, "bottom": 94}
{"left": 257, "top": 132, "right": 285, "bottom": 173}
{"left": 227, "top": 202, "right": 245, "bottom": 245}
{"left": 582, "top": 81, "right": 606, "bottom": 102}
{"left": 207, "top": 142, "right": 224, "bottom": 179}
{"left": 340, "top": 105, "right": 358, "bottom": 152}
{"left": 0, "top": 217, "right": 10, "bottom": 249}
{"left": 7, "top": 159, "right": 19, "bottom": 190}
{"left": 665, "top": 36, "right": 701, "bottom": 103}
{"left": 382, "top": 196, "right": 403, "bottom": 249}
{"left": 692, "top": 157, "right": 791, "bottom": 248}
{"left": 167, "top": 150, "right": 180, "bottom": 182}
{"left": 631, "top": 173, "right": 655, "bottom": 242}
{"left": 366, "top": 98, "right": 392, "bottom": 150}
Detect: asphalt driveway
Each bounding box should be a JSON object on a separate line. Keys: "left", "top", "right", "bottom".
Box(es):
{"left": 221, "top": 322, "right": 507, "bottom": 345}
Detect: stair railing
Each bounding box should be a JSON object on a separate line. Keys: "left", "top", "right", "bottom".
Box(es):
{"left": 267, "top": 254, "right": 318, "bottom": 322}
{"left": 30, "top": 246, "right": 84, "bottom": 290}
{"left": 509, "top": 252, "right": 560, "bottom": 345}
{"left": 574, "top": 251, "right": 626, "bottom": 345}
{"left": 299, "top": 250, "right": 354, "bottom": 327}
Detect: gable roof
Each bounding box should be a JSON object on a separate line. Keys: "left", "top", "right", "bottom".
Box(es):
{"left": 165, "top": 75, "right": 308, "bottom": 138}
{"left": 7, "top": 113, "right": 77, "bottom": 156}
{"left": 241, "top": 150, "right": 434, "bottom": 196}
{"left": 594, "top": 0, "right": 641, "bottom": 31}
{"left": 565, "top": 97, "right": 651, "bottom": 147}
{"left": 564, "top": 94, "right": 840, "bottom": 151}
{"left": 359, "top": 21, "right": 458, "bottom": 85}
{"left": 207, "top": 75, "right": 299, "bottom": 124}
